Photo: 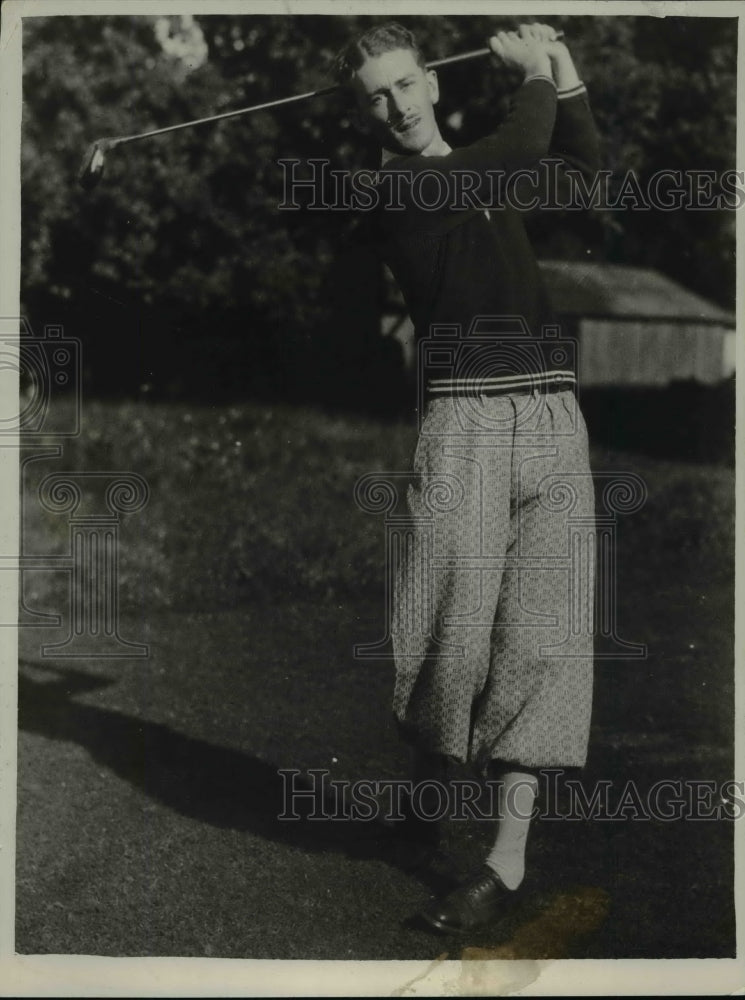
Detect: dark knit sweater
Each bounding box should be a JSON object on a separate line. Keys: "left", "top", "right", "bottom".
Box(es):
{"left": 374, "top": 77, "right": 601, "bottom": 396}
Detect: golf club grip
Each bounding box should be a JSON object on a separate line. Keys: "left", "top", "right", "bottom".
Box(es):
{"left": 427, "top": 31, "right": 565, "bottom": 69}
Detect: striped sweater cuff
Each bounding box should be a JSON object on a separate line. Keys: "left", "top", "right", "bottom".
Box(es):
{"left": 523, "top": 73, "right": 556, "bottom": 88}
{"left": 557, "top": 81, "right": 587, "bottom": 100}
{"left": 427, "top": 370, "right": 577, "bottom": 398}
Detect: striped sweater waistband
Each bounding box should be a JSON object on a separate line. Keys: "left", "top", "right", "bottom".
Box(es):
{"left": 426, "top": 370, "right": 576, "bottom": 398}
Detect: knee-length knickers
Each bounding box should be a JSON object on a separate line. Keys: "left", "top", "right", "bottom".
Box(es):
{"left": 391, "top": 389, "right": 595, "bottom": 771}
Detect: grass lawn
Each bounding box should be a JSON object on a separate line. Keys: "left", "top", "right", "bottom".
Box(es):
{"left": 15, "top": 397, "right": 735, "bottom": 959}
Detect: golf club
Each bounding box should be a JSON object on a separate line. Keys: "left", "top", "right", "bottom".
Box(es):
{"left": 78, "top": 34, "right": 564, "bottom": 191}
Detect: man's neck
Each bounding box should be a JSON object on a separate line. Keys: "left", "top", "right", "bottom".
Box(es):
{"left": 381, "top": 131, "right": 451, "bottom": 164}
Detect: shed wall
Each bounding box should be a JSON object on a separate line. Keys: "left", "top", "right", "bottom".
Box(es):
{"left": 578, "top": 320, "right": 732, "bottom": 386}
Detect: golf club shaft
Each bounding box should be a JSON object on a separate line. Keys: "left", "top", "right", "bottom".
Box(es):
{"left": 108, "top": 85, "right": 338, "bottom": 149}
{"left": 104, "top": 34, "right": 564, "bottom": 149}
{"left": 427, "top": 46, "right": 493, "bottom": 69}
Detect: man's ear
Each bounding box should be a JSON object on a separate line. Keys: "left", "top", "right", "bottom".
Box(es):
{"left": 426, "top": 68, "right": 439, "bottom": 106}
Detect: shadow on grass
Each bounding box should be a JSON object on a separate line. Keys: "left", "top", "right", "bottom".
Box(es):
{"left": 17, "top": 661, "right": 456, "bottom": 896}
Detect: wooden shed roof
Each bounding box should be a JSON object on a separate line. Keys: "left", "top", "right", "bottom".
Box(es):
{"left": 538, "top": 260, "right": 734, "bottom": 326}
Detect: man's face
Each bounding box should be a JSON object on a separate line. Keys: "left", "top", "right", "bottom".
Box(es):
{"left": 351, "top": 47, "right": 440, "bottom": 155}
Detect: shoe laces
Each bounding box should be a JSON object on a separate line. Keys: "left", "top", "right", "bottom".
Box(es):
{"left": 455, "top": 868, "right": 502, "bottom": 907}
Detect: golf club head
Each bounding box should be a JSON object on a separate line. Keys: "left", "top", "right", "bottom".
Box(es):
{"left": 78, "top": 139, "right": 114, "bottom": 191}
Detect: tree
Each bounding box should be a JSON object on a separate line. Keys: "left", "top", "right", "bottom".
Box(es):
{"left": 20, "top": 14, "right": 737, "bottom": 399}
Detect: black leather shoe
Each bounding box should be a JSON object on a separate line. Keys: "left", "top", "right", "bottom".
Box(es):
{"left": 420, "top": 866, "right": 519, "bottom": 934}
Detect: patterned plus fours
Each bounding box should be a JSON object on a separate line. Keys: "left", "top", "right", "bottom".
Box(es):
{"left": 391, "top": 389, "right": 595, "bottom": 771}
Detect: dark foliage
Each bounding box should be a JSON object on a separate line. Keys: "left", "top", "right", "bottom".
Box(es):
{"left": 21, "top": 14, "right": 736, "bottom": 402}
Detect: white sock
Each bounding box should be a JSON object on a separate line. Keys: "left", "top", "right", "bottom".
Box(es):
{"left": 485, "top": 771, "right": 538, "bottom": 890}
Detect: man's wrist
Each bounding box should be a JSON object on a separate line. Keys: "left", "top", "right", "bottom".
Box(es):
{"left": 549, "top": 47, "right": 582, "bottom": 91}
{"left": 524, "top": 54, "right": 552, "bottom": 80}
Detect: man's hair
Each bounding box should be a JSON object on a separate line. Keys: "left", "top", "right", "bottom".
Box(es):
{"left": 332, "top": 22, "right": 427, "bottom": 92}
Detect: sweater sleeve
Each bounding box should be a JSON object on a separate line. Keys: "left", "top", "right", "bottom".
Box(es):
{"left": 377, "top": 77, "right": 558, "bottom": 226}
{"left": 549, "top": 85, "right": 601, "bottom": 180}
{"left": 509, "top": 84, "right": 601, "bottom": 211}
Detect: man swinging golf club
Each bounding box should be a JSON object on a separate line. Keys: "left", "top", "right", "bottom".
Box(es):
{"left": 334, "top": 22, "right": 600, "bottom": 934}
